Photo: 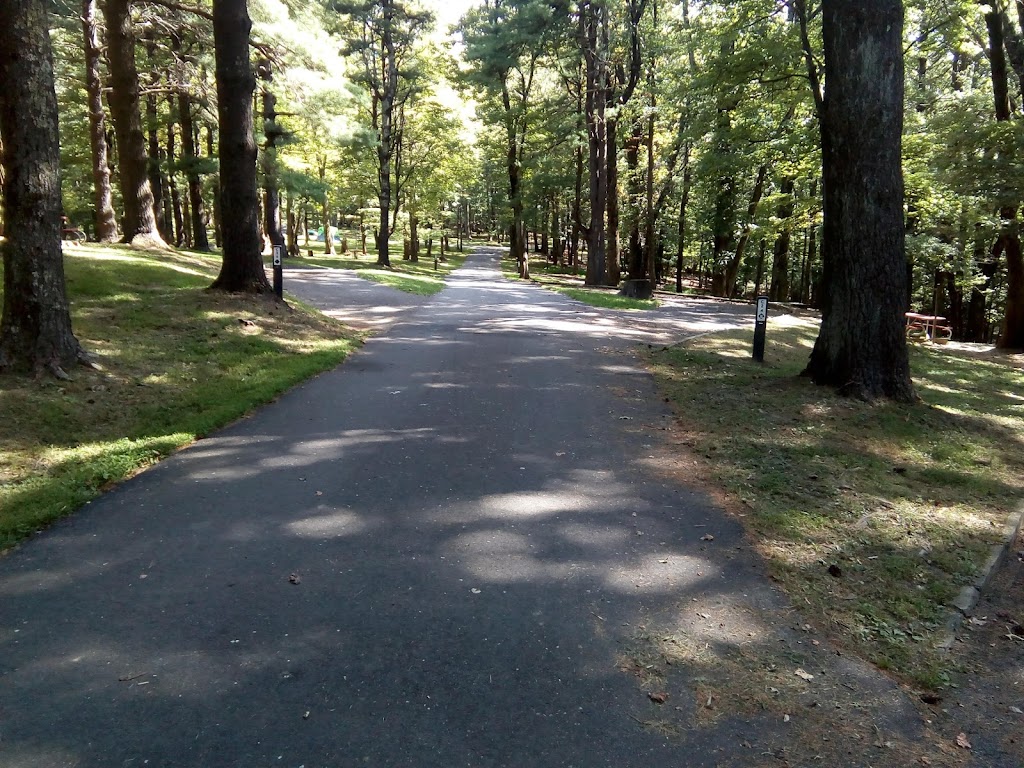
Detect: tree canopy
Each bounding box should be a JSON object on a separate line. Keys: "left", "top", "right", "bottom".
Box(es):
{"left": 4, "top": 0, "right": 1024, "bottom": 392}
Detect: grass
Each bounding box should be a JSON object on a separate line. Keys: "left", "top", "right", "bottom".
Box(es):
{"left": 646, "top": 316, "right": 1024, "bottom": 689}
{"left": 502, "top": 255, "right": 660, "bottom": 310}
{"left": 288, "top": 236, "right": 469, "bottom": 295}
{"left": 0, "top": 242, "right": 361, "bottom": 550}
{"left": 554, "top": 287, "right": 658, "bottom": 310}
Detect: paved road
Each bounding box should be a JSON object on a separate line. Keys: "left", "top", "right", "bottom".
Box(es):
{"left": 1, "top": 250, "right": 919, "bottom": 767}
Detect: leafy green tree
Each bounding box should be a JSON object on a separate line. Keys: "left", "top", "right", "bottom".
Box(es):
{"left": 333, "top": 0, "right": 433, "bottom": 267}
{"left": 460, "top": 0, "right": 559, "bottom": 278}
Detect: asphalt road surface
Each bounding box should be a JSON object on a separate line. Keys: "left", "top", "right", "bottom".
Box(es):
{"left": 0, "top": 249, "right": 920, "bottom": 767}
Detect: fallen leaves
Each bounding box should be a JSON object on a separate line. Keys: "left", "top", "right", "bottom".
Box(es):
{"left": 955, "top": 732, "right": 972, "bottom": 750}
{"left": 648, "top": 691, "right": 668, "bottom": 704}
{"left": 794, "top": 668, "right": 815, "bottom": 682}
{"left": 288, "top": 573, "right": 301, "bottom": 585}
{"left": 700, "top": 534, "right": 715, "bottom": 542}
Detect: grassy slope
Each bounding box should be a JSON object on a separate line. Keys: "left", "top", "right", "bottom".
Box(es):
{"left": 0, "top": 243, "right": 360, "bottom": 549}
{"left": 648, "top": 316, "right": 1024, "bottom": 688}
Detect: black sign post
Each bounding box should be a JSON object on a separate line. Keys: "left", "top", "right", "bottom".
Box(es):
{"left": 753, "top": 295, "right": 768, "bottom": 362}
{"left": 272, "top": 244, "right": 283, "bottom": 299}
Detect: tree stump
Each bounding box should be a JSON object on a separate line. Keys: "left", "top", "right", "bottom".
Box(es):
{"left": 619, "top": 279, "right": 653, "bottom": 299}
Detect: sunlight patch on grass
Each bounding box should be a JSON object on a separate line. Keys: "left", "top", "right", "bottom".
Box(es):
{"left": 1, "top": 242, "right": 361, "bottom": 550}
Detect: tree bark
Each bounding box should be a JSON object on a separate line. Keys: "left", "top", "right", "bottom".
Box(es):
{"left": 803, "top": 0, "right": 914, "bottom": 401}
{"left": 81, "top": 0, "right": 118, "bottom": 242}
{"left": 769, "top": 177, "right": 795, "bottom": 301}
{"left": 102, "top": 0, "right": 163, "bottom": 246}
{"left": 724, "top": 164, "right": 768, "bottom": 298}
{"left": 605, "top": 115, "right": 621, "bottom": 285}
{"left": 259, "top": 59, "right": 284, "bottom": 256}
{"left": 166, "top": 112, "right": 184, "bottom": 246}
{"left": 173, "top": 32, "right": 210, "bottom": 251}
{"left": 0, "top": 0, "right": 86, "bottom": 376}
{"left": 581, "top": 0, "right": 607, "bottom": 285}
{"left": 145, "top": 35, "right": 170, "bottom": 242}
{"left": 674, "top": 145, "right": 691, "bottom": 293}
{"left": 986, "top": 10, "right": 1024, "bottom": 348}
{"left": 209, "top": 0, "right": 271, "bottom": 293}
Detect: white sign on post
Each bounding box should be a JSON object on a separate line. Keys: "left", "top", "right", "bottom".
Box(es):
{"left": 272, "top": 245, "right": 282, "bottom": 267}
{"left": 756, "top": 296, "right": 768, "bottom": 324}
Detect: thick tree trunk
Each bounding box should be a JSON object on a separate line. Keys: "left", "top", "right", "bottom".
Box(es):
{"left": 0, "top": 0, "right": 85, "bottom": 376}
{"left": 102, "top": 0, "right": 163, "bottom": 246}
{"left": 82, "top": 0, "right": 118, "bottom": 242}
{"left": 210, "top": 0, "right": 271, "bottom": 293}
{"left": 803, "top": 0, "right": 914, "bottom": 401}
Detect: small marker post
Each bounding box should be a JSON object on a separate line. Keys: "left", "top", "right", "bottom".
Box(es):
{"left": 272, "top": 244, "right": 283, "bottom": 299}
{"left": 753, "top": 295, "right": 768, "bottom": 362}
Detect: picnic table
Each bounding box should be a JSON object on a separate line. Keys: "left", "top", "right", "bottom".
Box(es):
{"left": 905, "top": 312, "right": 952, "bottom": 343}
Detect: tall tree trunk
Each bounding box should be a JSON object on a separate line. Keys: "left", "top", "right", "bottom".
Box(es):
{"left": 173, "top": 33, "right": 210, "bottom": 251}
{"left": 504, "top": 95, "right": 526, "bottom": 277}
{"left": 0, "top": 0, "right": 85, "bottom": 376}
{"left": 410, "top": 213, "right": 419, "bottom": 262}
{"left": 102, "top": 0, "right": 163, "bottom": 246}
{"left": 581, "top": 0, "right": 607, "bottom": 285}
{"left": 210, "top": 0, "right": 270, "bottom": 293}
{"left": 166, "top": 113, "right": 184, "bottom": 246}
{"left": 145, "top": 36, "right": 170, "bottom": 242}
{"left": 82, "top": 0, "right": 118, "bottom": 242}
{"left": 986, "top": 10, "right": 1024, "bottom": 348}
{"left": 625, "top": 120, "right": 643, "bottom": 280}
{"left": 205, "top": 125, "right": 221, "bottom": 247}
{"left": 803, "top": 0, "right": 914, "bottom": 401}
{"left": 644, "top": 93, "right": 657, "bottom": 290}
{"left": 287, "top": 193, "right": 299, "bottom": 257}
{"left": 259, "top": 59, "right": 284, "bottom": 256}
{"left": 571, "top": 97, "right": 584, "bottom": 269}
{"left": 675, "top": 145, "right": 691, "bottom": 293}
{"left": 605, "top": 115, "right": 621, "bottom": 285}
{"left": 769, "top": 176, "right": 795, "bottom": 301}
{"left": 724, "top": 164, "right": 768, "bottom": 297}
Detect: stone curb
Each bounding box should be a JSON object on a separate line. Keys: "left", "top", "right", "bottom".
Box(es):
{"left": 939, "top": 503, "right": 1024, "bottom": 650}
